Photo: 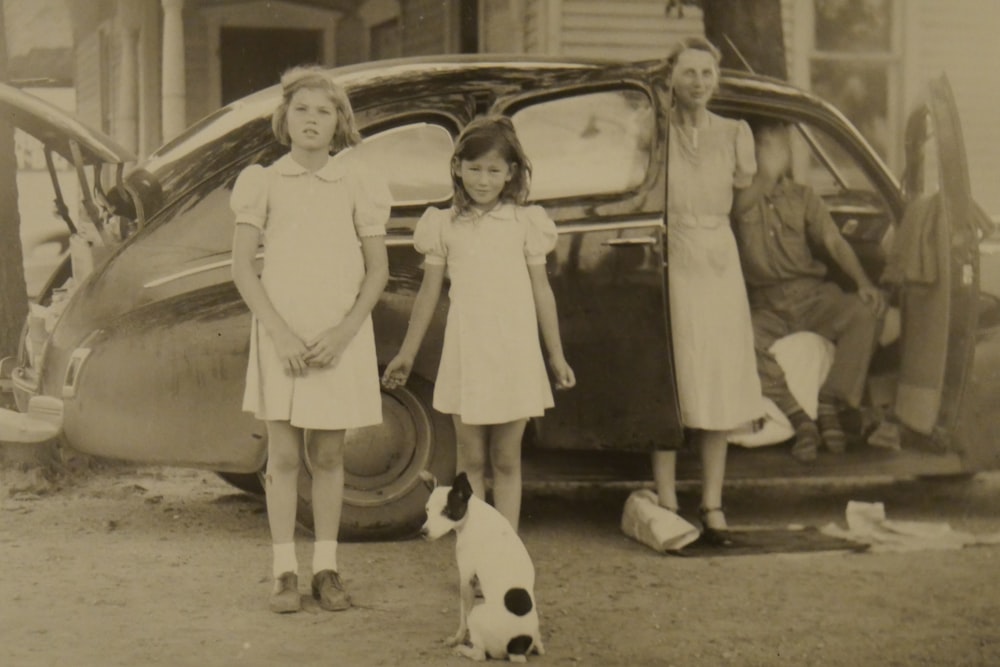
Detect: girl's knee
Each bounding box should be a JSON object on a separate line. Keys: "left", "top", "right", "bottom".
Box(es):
{"left": 308, "top": 433, "right": 345, "bottom": 472}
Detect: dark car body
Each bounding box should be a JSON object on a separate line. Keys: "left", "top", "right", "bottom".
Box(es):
{"left": 0, "top": 56, "right": 991, "bottom": 539}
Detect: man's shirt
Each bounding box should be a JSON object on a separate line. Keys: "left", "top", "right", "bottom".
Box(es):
{"left": 733, "top": 178, "right": 841, "bottom": 289}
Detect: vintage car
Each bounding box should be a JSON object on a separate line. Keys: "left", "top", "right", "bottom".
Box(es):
{"left": 0, "top": 56, "right": 994, "bottom": 539}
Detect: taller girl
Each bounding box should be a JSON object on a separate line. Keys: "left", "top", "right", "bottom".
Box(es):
{"left": 382, "top": 116, "right": 575, "bottom": 531}
{"left": 231, "top": 67, "right": 391, "bottom": 613}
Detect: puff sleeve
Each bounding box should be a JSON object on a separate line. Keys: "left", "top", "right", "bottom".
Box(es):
{"left": 521, "top": 205, "right": 558, "bottom": 266}
{"left": 413, "top": 207, "right": 448, "bottom": 266}
{"left": 351, "top": 164, "right": 392, "bottom": 237}
{"left": 230, "top": 164, "right": 268, "bottom": 229}
{"left": 733, "top": 119, "right": 757, "bottom": 189}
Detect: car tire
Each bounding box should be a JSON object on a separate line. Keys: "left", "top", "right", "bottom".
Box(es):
{"left": 296, "top": 373, "right": 456, "bottom": 541}
{"left": 215, "top": 471, "right": 265, "bottom": 496}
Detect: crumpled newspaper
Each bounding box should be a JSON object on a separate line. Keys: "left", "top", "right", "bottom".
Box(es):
{"left": 821, "top": 500, "right": 1000, "bottom": 553}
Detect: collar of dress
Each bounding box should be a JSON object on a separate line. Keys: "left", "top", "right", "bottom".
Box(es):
{"left": 274, "top": 151, "right": 350, "bottom": 182}
{"left": 454, "top": 202, "right": 516, "bottom": 222}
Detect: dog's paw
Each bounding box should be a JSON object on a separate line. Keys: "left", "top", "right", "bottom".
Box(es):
{"left": 507, "top": 654, "right": 527, "bottom": 664}
{"left": 453, "top": 644, "right": 487, "bottom": 661}
{"left": 533, "top": 639, "right": 545, "bottom": 656}
{"left": 445, "top": 630, "right": 467, "bottom": 647}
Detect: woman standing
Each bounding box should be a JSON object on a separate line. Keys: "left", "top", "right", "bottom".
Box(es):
{"left": 653, "top": 37, "right": 762, "bottom": 546}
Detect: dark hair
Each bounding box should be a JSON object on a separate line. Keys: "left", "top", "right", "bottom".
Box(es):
{"left": 666, "top": 36, "right": 722, "bottom": 70}
{"left": 271, "top": 65, "right": 361, "bottom": 153}
{"left": 451, "top": 115, "right": 532, "bottom": 214}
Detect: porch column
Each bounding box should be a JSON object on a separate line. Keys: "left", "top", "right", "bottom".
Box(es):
{"left": 161, "top": 0, "right": 187, "bottom": 140}
{"left": 116, "top": 28, "right": 139, "bottom": 153}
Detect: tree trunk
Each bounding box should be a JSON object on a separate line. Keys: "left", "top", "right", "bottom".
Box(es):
{"left": 0, "top": 9, "right": 60, "bottom": 484}
{"left": 702, "top": 0, "right": 788, "bottom": 80}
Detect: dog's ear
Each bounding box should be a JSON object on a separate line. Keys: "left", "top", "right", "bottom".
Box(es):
{"left": 444, "top": 472, "right": 473, "bottom": 521}
{"left": 418, "top": 470, "right": 438, "bottom": 492}
{"left": 453, "top": 472, "right": 472, "bottom": 497}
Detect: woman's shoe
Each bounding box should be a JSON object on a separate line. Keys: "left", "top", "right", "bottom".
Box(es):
{"left": 698, "top": 507, "right": 738, "bottom": 548}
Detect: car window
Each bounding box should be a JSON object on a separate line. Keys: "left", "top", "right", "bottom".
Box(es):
{"left": 789, "top": 123, "right": 879, "bottom": 198}
{"left": 353, "top": 122, "right": 454, "bottom": 205}
{"left": 512, "top": 89, "right": 654, "bottom": 201}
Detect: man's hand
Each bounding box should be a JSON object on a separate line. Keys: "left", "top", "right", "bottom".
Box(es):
{"left": 858, "top": 285, "right": 887, "bottom": 318}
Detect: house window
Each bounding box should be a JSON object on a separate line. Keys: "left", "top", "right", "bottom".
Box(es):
{"left": 807, "top": 0, "right": 900, "bottom": 165}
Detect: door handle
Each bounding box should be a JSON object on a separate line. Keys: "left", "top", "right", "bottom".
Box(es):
{"left": 601, "top": 236, "right": 658, "bottom": 247}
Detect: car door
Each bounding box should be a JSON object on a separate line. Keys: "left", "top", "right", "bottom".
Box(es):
{"left": 496, "top": 73, "right": 683, "bottom": 452}
{"left": 892, "top": 75, "right": 986, "bottom": 458}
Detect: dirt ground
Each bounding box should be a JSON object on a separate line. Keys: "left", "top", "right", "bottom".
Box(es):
{"left": 4, "top": 314, "right": 1000, "bottom": 667}
{"left": 1, "top": 461, "right": 999, "bottom": 667}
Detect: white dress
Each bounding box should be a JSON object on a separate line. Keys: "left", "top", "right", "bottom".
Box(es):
{"left": 230, "top": 152, "right": 391, "bottom": 430}
{"left": 667, "top": 113, "right": 763, "bottom": 430}
{"left": 415, "top": 204, "right": 557, "bottom": 425}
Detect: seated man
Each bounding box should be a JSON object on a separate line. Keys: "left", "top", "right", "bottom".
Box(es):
{"left": 733, "top": 121, "right": 886, "bottom": 462}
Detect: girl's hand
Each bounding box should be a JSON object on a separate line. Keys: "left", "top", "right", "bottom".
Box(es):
{"left": 272, "top": 327, "right": 311, "bottom": 376}
{"left": 305, "top": 324, "right": 354, "bottom": 368}
{"left": 381, "top": 354, "right": 413, "bottom": 390}
{"left": 549, "top": 356, "right": 576, "bottom": 390}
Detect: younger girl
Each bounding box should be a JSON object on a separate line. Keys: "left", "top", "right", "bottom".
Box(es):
{"left": 382, "top": 116, "right": 575, "bottom": 531}
{"left": 231, "top": 66, "right": 391, "bottom": 613}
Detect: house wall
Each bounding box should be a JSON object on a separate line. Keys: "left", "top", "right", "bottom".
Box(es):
{"left": 400, "top": 0, "right": 454, "bottom": 55}
{"left": 521, "top": 0, "right": 702, "bottom": 59}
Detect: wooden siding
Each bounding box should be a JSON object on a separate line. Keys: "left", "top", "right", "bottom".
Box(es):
{"left": 559, "top": 0, "right": 702, "bottom": 60}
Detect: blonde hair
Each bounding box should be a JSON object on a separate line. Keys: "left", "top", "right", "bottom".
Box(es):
{"left": 271, "top": 66, "right": 361, "bottom": 152}
{"left": 451, "top": 115, "right": 532, "bottom": 214}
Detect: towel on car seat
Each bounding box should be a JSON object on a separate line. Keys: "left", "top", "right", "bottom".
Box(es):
{"left": 729, "top": 331, "right": 835, "bottom": 447}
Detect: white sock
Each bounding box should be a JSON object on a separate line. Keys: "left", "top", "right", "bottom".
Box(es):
{"left": 272, "top": 542, "right": 298, "bottom": 579}
{"left": 313, "top": 540, "right": 339, "bottom": 574}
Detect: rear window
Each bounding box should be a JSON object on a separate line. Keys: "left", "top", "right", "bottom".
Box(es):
{"left": 512, "top": 89, "right": 655, "bottom": 201}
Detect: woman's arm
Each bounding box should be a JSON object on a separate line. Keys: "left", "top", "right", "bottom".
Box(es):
{"left": 528, "top": 264, "right": 576, "bottom": 390}
{"left": 381, "top": 263, "right": 446, "bottom": 389}
{"left": 231, "top": 224, "right": 310, "bottom": 375}
{"left": 306, "top": 235, "right": 390, "bottom": 367}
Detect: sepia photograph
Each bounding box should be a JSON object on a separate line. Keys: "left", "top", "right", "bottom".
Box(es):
{"left": 1, "top": 1, "right": 999, "bottom": 665}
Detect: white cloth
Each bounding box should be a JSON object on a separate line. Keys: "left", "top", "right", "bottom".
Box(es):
{"left": 730, "top": 331, "right": 835, "bottom": 447}
{"left": 230, "top": 153, "right": 391, "bottom": 430}
{"left": 415, "top": 204, "right": 556, "bottom": 425}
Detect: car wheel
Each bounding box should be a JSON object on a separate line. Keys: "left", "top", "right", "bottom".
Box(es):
{"left": 215, "top": 471, "right": 265, "bottom": 496}
{"left": 296, "top": 374, "right": 456, "bottom": 541}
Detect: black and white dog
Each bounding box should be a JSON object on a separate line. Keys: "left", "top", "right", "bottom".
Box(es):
{"left": 420, "top": 472, "right": 544, "bottom": 662}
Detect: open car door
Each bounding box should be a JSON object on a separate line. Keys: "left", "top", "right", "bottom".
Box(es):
{"left": 890, "top": 75, "right": 989, "bottom": 460}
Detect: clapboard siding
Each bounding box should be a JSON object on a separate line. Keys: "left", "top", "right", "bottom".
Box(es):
{"left": 559, "top": 0, "right": 702, "bottom": 60}
{"left": 74, "top": 32, "right": 101, "bottom": 132}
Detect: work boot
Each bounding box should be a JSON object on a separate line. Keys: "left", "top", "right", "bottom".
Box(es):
{"left": 790, "top": 419, "right": 820, "bottom": 463}
{"left": 817, "top": 402, "right": 847, "bottom": 454}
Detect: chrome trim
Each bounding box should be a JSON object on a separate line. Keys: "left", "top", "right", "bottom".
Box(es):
{"left": 62, "top": 347, "right": 92, "bottom": 399}
{"left": 143, "top": 218, "right": 665, "bottom": 290}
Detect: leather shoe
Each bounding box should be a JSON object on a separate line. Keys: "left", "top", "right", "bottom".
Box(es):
{"left": 269, "top": 572, "right": 301, "bottom": 614}
{"left": 312, "top": 570, "right": 351, "bottom": 611}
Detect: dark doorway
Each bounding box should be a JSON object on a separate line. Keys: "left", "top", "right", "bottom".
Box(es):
{"left": 220, "top": 27, "right": 323, "bottom": 105}
{"left": 458, "top": 1, "right": 478, "bottom": 53}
